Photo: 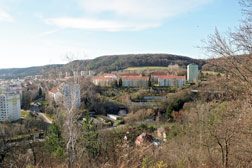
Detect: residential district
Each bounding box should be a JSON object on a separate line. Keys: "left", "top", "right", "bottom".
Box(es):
{"left": 0, "top": 64, "right": 198, "bottom": 122}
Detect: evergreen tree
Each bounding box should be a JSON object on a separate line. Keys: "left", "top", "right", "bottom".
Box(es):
{"left": 119, "top": 78, "right": 123, "bottom": 87}
{"left": 45, "top": 123, "right": 65, "bottom": 161}
{"left": 81, "top": 115, "right": 100, "bottom": 161}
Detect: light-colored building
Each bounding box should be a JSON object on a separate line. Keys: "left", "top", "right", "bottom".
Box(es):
{"left": 122, "top": 76, "right": 149, "bottom": 87}
{"left": 187, "top": 64, "right": 199, "bottom": 83}
{"left": 158, "top": 76, "right": 186, "bottom": 87}
{"left": 151, "top": 73, "right": 173, "bottom": 83}
{"left": 0, "top": 84, "right": 22, "bottom": 98}
{"left": 92, "top": 76, "right": 117, "bottom": 87}
{"left": 65, "top": 72, "right": 71, "bottom": 78}
{"left": 81, "top": 71, "right": 86, "bottom": 77}
{"left": 63, "top": 83, "right": 81, "bottom": 109}
{"left": 49, "top": 88, "right": 63, "bottom": 103}
{"left": 0, "top": 93, "right": 21, "bottom": 122}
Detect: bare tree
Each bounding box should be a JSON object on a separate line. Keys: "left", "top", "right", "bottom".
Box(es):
{"left": 203, "top": 0, "right": 252, "bottom": 167}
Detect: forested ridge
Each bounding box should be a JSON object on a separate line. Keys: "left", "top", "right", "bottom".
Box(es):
{"left": 0, "top": 54, "right": 205, "bottom": 79}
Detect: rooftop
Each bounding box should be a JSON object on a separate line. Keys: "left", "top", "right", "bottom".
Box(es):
{"left": 151, "top": 73, "right": 173, "bottom": 76}
{"left": 122, "top": 76, "right": 149, "bottom": 80}
{"left": 158, "top": 76, "right": 186, "bottom": 79}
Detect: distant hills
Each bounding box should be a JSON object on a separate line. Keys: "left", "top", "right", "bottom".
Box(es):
{"left": 0, "top": 64, "right": 63, "bottom": 79}
{"left": 0, "top": 54, "right": 206, "bottom": 79}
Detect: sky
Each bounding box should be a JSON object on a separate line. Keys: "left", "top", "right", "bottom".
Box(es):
{"left": 0, "top": 0, "right": 243, "bottom": 68}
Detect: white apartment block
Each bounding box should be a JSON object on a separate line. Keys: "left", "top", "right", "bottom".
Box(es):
{"left": 0, "top": 93, "right": 21, "bottom": 122}
{"left": 0, "top": 84, "right": 22, "bottom": 98}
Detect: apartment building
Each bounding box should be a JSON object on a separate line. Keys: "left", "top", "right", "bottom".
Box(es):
{"left": 0, "top": 93, "right": 21, "bottom": 122}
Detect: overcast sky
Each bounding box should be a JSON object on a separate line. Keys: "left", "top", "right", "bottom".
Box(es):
{"left": 0, "top": 0, "right": 242, "bottom": 68}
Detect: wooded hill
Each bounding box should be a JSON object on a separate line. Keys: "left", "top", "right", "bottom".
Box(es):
{"left": 0, "top": 54, "right": 206, "bottom": 79}
{"left": 0, "top": 64, "right": 63, "bottom": 79}
{"left": 63, "top": 54, "right": 206, "bottom": 73}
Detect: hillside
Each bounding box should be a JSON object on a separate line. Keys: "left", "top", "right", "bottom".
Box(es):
{"left": 63, "top": 54, "right": 206, "bottom": 73}
{"left": 0, "top": 54, "right": 206, "bottom": 79}
{"left": 0, "top": 64, "right": 63, "bottom": 79}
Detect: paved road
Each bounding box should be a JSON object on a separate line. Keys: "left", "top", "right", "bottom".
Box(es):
{"left": 38, "top": 112, "right": 52, "bottom": 124}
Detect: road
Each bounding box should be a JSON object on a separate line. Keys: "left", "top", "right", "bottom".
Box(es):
{"left": 29, "top": 98, "right": 53, "bottom": 125}
{"left": 38, "top": 112, "right": 52, "bottom": 124}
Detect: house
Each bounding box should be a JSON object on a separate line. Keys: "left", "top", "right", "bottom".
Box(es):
{"left": 151, "top": 73, "right": 174, "bottom": 83}
{"left": 92, "top": 76, "right": 117, "bottom": 87}
{"left": 158, "top": 76, "right": 186, "bottom": 87}
{"left": 49, "top": 88, "right": 63, "bottom": 102}
{"left": 122, "top": 76, "right": 149, "bottom": 87}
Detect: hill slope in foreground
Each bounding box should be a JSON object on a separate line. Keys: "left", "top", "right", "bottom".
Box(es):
{"left": 0, "top": 54, "right": 206, "bottom": 79}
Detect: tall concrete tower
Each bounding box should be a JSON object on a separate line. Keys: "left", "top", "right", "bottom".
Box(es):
{"left": 187, "top": 64, "right": 199, "bottom": 83}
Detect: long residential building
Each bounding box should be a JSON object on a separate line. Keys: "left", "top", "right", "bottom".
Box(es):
{"left": 122, "top": 76, "right": 149, "bottom": 87}
{"left": 151, "top": 73, "right": 174, "bottom": 83}
{"left": 158, "top": 76, "right": 186, "bottom": 87}
{"left": 92, "top": 74, "right": 117, "bottom": 87}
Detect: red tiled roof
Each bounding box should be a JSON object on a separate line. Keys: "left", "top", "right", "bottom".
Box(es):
{"left": 151, "top": 73, "right": 173, "bottom": 76}
{"left": 122, "top": 76, "right": 149, "bottom": 80}
{"left": 121, "top": 74, "right": 141, "bottom": 77}
{"left": 158, "top": 76, "right": 186, "bottom": 79}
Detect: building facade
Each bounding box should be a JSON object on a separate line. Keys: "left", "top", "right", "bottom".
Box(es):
{"left": 0, "top": 93, "right": 21, "bottom": 122}
{"left": 158, "top": 76, "right": 186, "bottom": 87}
{"left": 49, "top": 88, "right": 63, "bottom": 103}
{"left": 122, "top": 76, "right": 149, "bottom": 87}
{"left": 92, "top": 76, "right": 117, "bottom": 87}
{"left": 151, "top": 73, "right": 174, "bottom": 83}
{"left": 187, "top": 64, "right": 199, "bottom": 83}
